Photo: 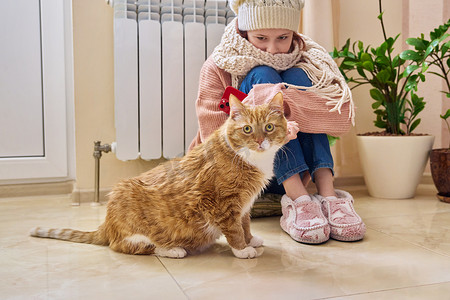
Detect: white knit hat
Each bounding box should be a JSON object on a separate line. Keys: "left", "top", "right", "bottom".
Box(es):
{"left": 229, "top": 0, "right": 305, "bottom": 32}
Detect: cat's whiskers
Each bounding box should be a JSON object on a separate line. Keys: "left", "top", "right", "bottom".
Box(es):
{"left": 277, "top": 145, "right": 294, "bottom": 162}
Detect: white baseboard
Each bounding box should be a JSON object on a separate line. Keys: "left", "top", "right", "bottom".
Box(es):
{"left": 0, "top": 175, "right": 434, "bottom": 203}
{"left": 0, "top": 180, "right": 74, "bottom": 198}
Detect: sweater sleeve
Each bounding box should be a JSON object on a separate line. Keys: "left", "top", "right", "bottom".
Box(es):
{"left": 188, "top": 57, "right": 231, "bottom": 150}
{"left": 243, "top": 83, "right": 352, "bottom": 137}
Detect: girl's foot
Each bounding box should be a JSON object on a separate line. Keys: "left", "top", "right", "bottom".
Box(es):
{"left": 280, "top": 194, "right": 330, "bottom": 244}
{"left": 316, "top": 190, "right": 366, "bottom": 241}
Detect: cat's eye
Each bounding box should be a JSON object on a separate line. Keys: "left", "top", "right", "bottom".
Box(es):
{"left": 265, "top": 123, "right": 274, "bottom": 132}
{"left": 243, "top": 125, "right": 253, "bottom": 134}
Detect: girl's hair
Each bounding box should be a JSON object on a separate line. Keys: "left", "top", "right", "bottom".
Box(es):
{"left": 235, "top": 21, "right": 305, "bottom": 52}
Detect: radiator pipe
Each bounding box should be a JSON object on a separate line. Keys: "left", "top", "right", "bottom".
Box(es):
{"left": 93, "top": 141, "right": 112, "bottom": 206}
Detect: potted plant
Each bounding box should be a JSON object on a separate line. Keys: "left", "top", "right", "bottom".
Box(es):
{"left": 400, "top": 20, "right": 450, "bottom": 202}
{"left": 331, "top": 0, "right": 434, "bottom": 199}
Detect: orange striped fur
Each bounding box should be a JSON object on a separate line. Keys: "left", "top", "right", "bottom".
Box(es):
{"left": 30, "top": 93, "right": 287, "bottom": 259}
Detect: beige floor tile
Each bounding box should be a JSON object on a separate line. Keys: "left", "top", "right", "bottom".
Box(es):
{"left": 332, "top": 282, "right": 450, "bottom": 299}
{"left": 353, "top": 185, "right": 450, "bottom": 219}
{"left": 364, "top": 211, "right": 450, "bottom": 257}
{"left": 0, "top": 196, "right": 186, "bottom": 299}
{"left": 353, "top": 185, "right": 450, "bottom": 257}
{"left": 1, "top": 187, "right": 450, "bottom": 300}
{"left": 160, "top": 217, "right": 450, "bottom": 300}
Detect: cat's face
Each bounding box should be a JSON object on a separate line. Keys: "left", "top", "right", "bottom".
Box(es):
{"left": 225, "top": 92, "right": 287, "bottom": 155}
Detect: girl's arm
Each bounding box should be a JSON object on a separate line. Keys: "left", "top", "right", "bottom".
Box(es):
{"left": 188, "top": 57, "right": 231, "bottom": 150}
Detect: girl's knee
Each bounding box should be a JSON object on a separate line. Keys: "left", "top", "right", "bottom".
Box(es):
{"left": 248, "top": 65, "right": 279, "bottom": 76}
{"left": 281, "top": 68, "right": 312, "bottom": 87}
{"left": 240, "top": 65, "right": 283, "bottom": 93}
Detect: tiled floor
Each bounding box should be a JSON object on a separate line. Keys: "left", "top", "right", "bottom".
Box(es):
{"left": 1, "top": 185, "right": 450, "bottom": 299}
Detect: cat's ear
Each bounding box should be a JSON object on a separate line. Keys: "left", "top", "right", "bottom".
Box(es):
{"left": 229, "top": 94, "right": 245, "bottom": 119}
{"left": 268, "top": 92, "right": 284, "bottom": 113}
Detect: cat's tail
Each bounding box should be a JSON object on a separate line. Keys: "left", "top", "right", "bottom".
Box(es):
{"left": 29, "top": 225, "right": 108, "bottom": 246}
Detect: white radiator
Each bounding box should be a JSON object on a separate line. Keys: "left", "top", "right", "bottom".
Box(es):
{"left": 111, "top": 0, "right": 234, "bottom": 160}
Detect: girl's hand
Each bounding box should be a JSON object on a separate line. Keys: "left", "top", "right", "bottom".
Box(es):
{"left": 284, "top": 121, "right": 299, "bottom": 143}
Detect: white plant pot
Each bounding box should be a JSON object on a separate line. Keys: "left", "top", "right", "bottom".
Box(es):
{"left": 356, "top": 135, "right": 435, "bottom": 199}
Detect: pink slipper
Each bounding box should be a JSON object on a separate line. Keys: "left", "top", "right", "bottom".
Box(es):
{"left": 280, "top": 195, "right": 330, "bottom": 244}
{"left": 316, "top": 190, "right": 366, "bottom": 241}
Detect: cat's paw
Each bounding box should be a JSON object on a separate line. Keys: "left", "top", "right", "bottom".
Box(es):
{"left": 248, "top": 235, "right": 264, "bottom": 248}
{"left": 155, "top": 247, "right": 187, "bottom": 258}
{"left": 231, "top": 246, "right": 259, "bottom": 259}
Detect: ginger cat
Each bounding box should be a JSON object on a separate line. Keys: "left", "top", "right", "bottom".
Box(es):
{"left": 30, "top": 92, "right": 287, "bottom": 259}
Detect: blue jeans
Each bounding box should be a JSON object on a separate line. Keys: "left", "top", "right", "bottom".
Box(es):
{"left": 239, "top": 66, "right": 334, "bottom": 195}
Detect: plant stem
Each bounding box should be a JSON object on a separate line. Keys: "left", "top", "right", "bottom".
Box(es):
{"left": 378, "top": 0, "right": 402, "bottom": 134}
{"left": 435, "top": 55, "right": 450, "bottom": 93}
{"left": 378, "top": 0, "right": 388, "bottom": 42}
{"left": 349, "top": 82, "right": 370, "bottom": 90}
{"left": 386, "top": 101, "right": 400, "bottom": 134}
{"left": 378, "top": 0, "right": 393, "bottom": 64}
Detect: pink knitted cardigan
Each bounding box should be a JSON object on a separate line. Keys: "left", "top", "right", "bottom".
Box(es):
{"left": 188, "top": 56, "right": 352, "bottom": 150}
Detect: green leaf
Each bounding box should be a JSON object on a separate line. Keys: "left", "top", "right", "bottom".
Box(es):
{"left": 386, "top": 36, "right": 396, "bottom": 50}
{"left": 374, "top": 109, "right": 386, "bottom": 117}
{"left": 425, "top": 39, "right": 440, "bottom": 57}
{"left": 356, "top": 66, "right": 367, "bottom": 78}
{"left": 409, "top": 119, "right": 421, "bottom": 133}
{"left": 331, "top": 48, "right": 339, "bottom": 58}
{"left": 362, "top": 61, "right": 374, "bottom": 71}
{"left": 371, "top": 47, "right": 379, "bottom": 56}
{"left": 342, "top": 60, "right": 358, "bottom": 67}
{"left": 343, "top": 48, "right": 349, "bottom": 56}
{"left": 370, "top": 88, "right": 385, "bottom": 102}
{"left": 376, "top": 69, "right": 391, "bottom": 83}
{"left": 375, "top": 56, "right": 390, "bottom": 67}
{"left": 406, "top": 37, "right": 427, "bottom": 50}
{"left": 393, "top": 34, "right": 401, "bottom": 45}
{"left": 442, "top": 40, "right": 450, "bottom": 56}
{"left": 438, "top": 33, "right": 450, "bottom": 43}
{"left": 376, "top": 42, "right": 388, "bottom": 56}
{"left": 358, "top": 41, "right": 364, "bottom": 51}
{"left": 327, "top": 135, "right": 339, "bottom": 147}
{"left": 343, "top": 38, "right": 351, "bottom": 50}
{"left": 403, "top": 65, "right": 419, "bottom": 77}
{"left": 386, "top": 81, "right": 397, "bottom": 89}
{"left": 374, "top": 120, "right": 387, "bottom": 129}
{"left": 361, "top": 52, "right": 372, "bottom": 62}
{"left": 419, "top": 73, "right": 426, "bottom": 82}
{"left": 405, "top": 75, "right": 420, "bottom": 92}
{"left": 392, "top": 56, "right": 401, "bottom": 67}
{"left": 441, "top": 109, "right": 450, "bottom": 120}
{"left": 399, "top": 50, "right": 423, "bottom": 61}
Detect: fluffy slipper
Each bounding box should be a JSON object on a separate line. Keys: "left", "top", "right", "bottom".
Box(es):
{"left": 316, "top": 190, "right": 366, "bottom": 242}
{"left": 280, "top": 194, "right": 330, "bottom": 244}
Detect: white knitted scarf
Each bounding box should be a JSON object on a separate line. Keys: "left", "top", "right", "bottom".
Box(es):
{"left": 212, "top": 19, "right": 355, "bottom": 124}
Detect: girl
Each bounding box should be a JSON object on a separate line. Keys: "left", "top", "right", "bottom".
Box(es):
{"left": 189, "top": 0, "right": 365, "bottom": 244}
